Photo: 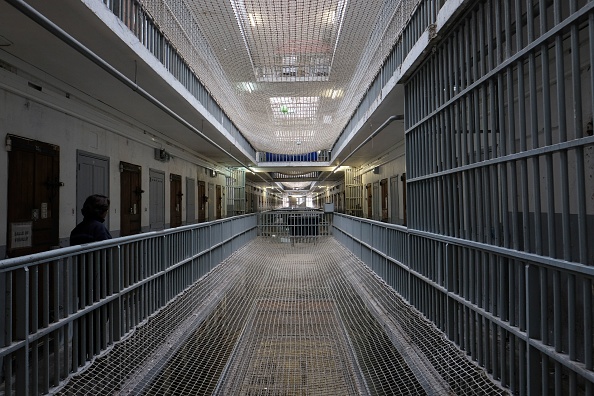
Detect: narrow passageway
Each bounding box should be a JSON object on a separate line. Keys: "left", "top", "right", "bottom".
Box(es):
{"left": 58, "top": 238, "right": 505, "bottom": 395}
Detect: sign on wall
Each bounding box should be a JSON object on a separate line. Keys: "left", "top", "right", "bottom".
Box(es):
{"left": 11, "top": 222, "right": 33, "bottom": 249}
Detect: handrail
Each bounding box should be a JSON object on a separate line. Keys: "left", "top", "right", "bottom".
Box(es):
{"left": 0, "top": 214, "right": 255, "bottom": 270}
{"left": 0, "top": 214, "right": 257, "bottom": 395}
{"left": 331, "top": 212, "right": 594, "bottom": 392}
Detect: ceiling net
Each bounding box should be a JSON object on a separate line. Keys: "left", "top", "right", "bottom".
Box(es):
{"left": 138, "top": 0, "right": 421, "bottom": 155}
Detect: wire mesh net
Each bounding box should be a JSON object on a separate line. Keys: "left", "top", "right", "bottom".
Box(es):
{"left": 135, "top": 0, "right": 422, "bottom": 155}
{"left": 56, "top": 238, "right": 507, "bottom": 395}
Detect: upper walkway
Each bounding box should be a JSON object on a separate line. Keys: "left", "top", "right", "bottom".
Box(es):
{"left": 55, "top": 237, "right": 504, "bottom": 395}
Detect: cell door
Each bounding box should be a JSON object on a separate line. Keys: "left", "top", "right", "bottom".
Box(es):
{"left": 208, "top": 183, "right": 215, "bottom": 220}
{"left": 373, "top": 182, "right": 380, "bottom": 221}
{"left": 149, "top": 169, "right": 165, "bottom": 230}
{"left": 380, "top": 178, "right": 388, "bottom": 222}
{"left": 120, "top": 162, "right": 142, "bottom": 236}
{"left": 76, "top": 151, "right": 109, "bottom": 227}
{"left": 6, "top": 135, "right": 61, "bottom": 257}
{"left": 215, "top": 185, "right": 222, "bottom": 220}
{"left": 186, "top": 177, "right": 196, "bottom": 224}
{"left": 170, "top": 174, "right": 182, "bottom": 228}
{"left": 198, "top": 180, "right": 206, "bottom": 222}
{"left": 390, "top": 176, "right": 400, "bottom": 224}
{"left": 366, "top": 183, "right": 372, "bottom": 219}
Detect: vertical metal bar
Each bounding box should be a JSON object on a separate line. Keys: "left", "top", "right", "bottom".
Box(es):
{"left": 31, "top": 338, "right": 39, "bottom": 396}
{"left": 113, "top": 246, "right": 122, "bottom": 342}
{"left": 42, "top": 264, "right": 50, "bottom": 392}
{"left": 526, "top": 263, "right": 542, "bottom": 395}
{"left": 528, "top": 0, "right": 543, "bottom": 257}
{"left": 15, "top": 267, "right": 29, "bottom": 395}
{"left": 0, "top": 271, "right": 6, "bottom": 392}
{"left": 475, "top": 255, "right": 485, "bottom": 366}
{"left": 31, "top": 266, "right": 38, "bottom": 335}
{"left": 3, "top": 274, "right": 12, "bottom": 394}
{"left": 568, "top": 273, "right": 576, "bottom": 393}
{"left": 585, "top": 277, "right": 593, "bottom": 371}
{"left": 553, "top": 269, "right": 561, "bottom": 353}
{"left": 570, "top": 9, "right": 588, "bottom": 268}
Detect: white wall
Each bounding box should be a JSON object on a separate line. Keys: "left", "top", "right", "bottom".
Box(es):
{"left": 0, "top": 55, "right": 227, "bottom": 256}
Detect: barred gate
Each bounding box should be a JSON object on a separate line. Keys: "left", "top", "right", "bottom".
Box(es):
{"left": 258, "top": 209, "right": 333, "bottom": 243}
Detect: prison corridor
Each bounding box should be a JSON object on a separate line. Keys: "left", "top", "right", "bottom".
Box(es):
{"left": 55, "top": 237, "right": 505, "bottom": 395}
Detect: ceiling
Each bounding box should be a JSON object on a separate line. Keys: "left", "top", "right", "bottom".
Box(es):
{"left": 0, "top": 0, "right": 410, "bottom": 192}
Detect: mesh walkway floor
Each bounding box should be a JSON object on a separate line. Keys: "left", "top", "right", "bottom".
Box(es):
{"left": 57, "top": 237, "right": 506, "bottom": 395}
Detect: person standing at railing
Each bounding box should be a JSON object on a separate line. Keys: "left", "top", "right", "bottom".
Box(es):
{"left": 70, "top": 194, "right": 112, "bottom": 245}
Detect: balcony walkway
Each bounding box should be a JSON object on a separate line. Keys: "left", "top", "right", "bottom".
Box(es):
{"left": 56, "top": 237, "right": 506, "bottom": 395}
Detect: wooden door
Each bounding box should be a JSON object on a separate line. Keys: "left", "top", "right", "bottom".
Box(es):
{"left": 390, "top": 176, "right": 399, "bottom": 224}
{"left": 197, "top": 180, "right": 206, "bottom": 222}
{"left": 380, "top": 178, "right": 388, "bottom": 222}
{"left": 366, "top": 183, "right": 372, "bottom": 219}
{"left": 186, "top": 177, "right": 196, "bottom": 224}
{"left": 120, "top": 162, "right": 142, "bottom": 236}
{"left": 170, "top": 174, "right": 182, "bottom": 228}
{"left": 6, "top": 135, "right": 61, "bottom": 257}
{"left": 208, "top": 183, "right": 215, "bottom": 220}
{"left": 215, "top": 185, "right": 222, "bottom": 219}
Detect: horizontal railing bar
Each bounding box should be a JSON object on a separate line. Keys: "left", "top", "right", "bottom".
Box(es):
{"left": 0, "top": 214, "right": 255, "bottom": 271}
{"left": 408, "top": 135, "right": 594, "bottom": 183}
{"left": 409, "top": 229, "right": 594, "bottom": 276}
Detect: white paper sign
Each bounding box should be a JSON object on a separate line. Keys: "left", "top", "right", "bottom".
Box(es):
{"left": 11, "top": 222, "right": 32, "bottom": 248}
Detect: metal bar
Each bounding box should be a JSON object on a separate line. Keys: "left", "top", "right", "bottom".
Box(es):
{"left": 406, "top": 1, "right": 594, "bottom": 135}
{"left": 407, "top": 226, "right": 594, "bottom": 277}
{"left": 15, "top": 267, "right": 29, "bottom": 395}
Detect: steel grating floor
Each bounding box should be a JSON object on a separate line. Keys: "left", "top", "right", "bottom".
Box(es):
{"left": 57, "top": 237, "right": 507, "bottom": 395}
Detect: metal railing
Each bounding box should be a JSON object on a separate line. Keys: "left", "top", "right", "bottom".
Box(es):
{"left": 257, "top": 209, "right": 332, "bottom": 244}
{"left": 332, "top": 212, "right": 594, "bottom": 394}
{"left": 0, "top": 214, "right": 257, "bottom": 395}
